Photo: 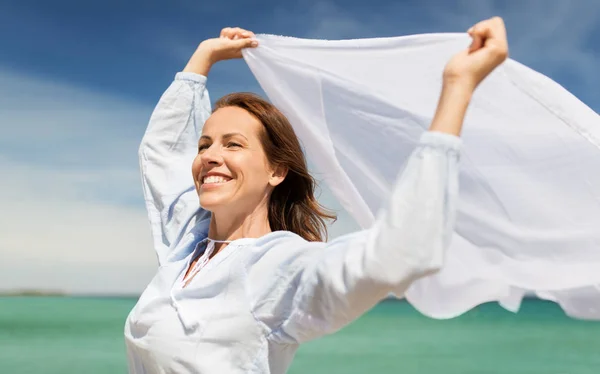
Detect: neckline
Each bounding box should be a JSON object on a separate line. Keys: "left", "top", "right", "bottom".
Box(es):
{"left": 177, "top": 240, "right": 239, "bottom": 289}
{"left": 206, "top": 237, "right": 233, "bottom": 244}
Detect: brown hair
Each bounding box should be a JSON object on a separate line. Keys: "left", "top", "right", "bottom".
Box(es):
{"left": 214, "top": 92, "right": 336, "bottom": 242}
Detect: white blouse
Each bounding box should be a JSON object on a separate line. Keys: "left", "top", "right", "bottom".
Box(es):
{"left": 124, "top": 72, "right": 462, "bottom": 374}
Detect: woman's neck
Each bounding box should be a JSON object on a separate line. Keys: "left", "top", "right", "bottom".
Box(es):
{"left": 208, "top": 203, "right": 272, "bottom": 242}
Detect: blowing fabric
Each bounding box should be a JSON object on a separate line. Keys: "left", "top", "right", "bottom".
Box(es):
{"left": 242, "top": 33, "right": 600, "bottom": 320}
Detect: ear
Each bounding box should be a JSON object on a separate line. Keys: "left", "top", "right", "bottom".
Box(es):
{"left": 268, "top": 164, "right": 288, "bottom": 187}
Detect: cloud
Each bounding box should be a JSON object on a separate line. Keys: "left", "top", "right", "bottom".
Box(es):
{"left": 0, "top": 69, "right": 158, "bottom": 294}
{"left": 0, "top": 179, "right": 156, "bottom": 295}
{"left": 0, "top": 69, "right": 150, "bottom": 204}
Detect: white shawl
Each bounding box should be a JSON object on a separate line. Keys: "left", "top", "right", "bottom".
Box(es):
{"left": 243, "top": 33, "right": 600, "bottom": 320}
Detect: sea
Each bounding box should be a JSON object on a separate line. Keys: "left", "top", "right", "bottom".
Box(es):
{"left": 1, "top": 297, "right": 598, "bottom": 374}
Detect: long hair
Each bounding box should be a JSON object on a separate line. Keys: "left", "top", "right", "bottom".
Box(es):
{"left": 214, "top": 93, "right": 336, "bottom": 242}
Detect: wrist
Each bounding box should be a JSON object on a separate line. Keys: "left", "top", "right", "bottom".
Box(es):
{"left": 441, "top": 76, "right": 476, "bottom": 95}
{"left": 442, "top": 80, "right": 474, "bottom": 102}
{"left": 428, "top": 81, "right": 473, "bottom": 136}
{"left": 182, "top": 42, "right": 216, "bottom": 76}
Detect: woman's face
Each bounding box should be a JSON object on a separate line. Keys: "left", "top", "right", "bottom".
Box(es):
{"left": 191, "top": 106, "right": 283, "bottom": 213}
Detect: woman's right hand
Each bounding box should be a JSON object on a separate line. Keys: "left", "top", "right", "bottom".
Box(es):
{"left": 183, "top": 27, "right": 258, "bottom": 76}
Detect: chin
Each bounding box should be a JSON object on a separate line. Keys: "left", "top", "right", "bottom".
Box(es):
{"left": 199, "top": 193, "right": 229, "bottom": 212}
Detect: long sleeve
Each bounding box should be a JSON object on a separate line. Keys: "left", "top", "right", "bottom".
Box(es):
{"left": 139, "top": 72, "right": 212, "bottom": 266}
{"left": 250, "top": 131, "right": 461, "bottom": 344}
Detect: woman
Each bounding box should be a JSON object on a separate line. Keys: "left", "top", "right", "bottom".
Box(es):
{"left": 125, "top": 18, "right": 509, "bottom": 374}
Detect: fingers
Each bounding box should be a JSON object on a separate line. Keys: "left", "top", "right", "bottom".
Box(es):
{"left": 468, "top": 34, "right": 483, "bottom": 53}
{"left": 467, "top": 17, "right": 508, "bottom": 60}
{"left": 468, "top": 17, "right": 505, "bottom": 41}
{"left": 232, "top": 37, "right": 259, "bottom": 49}
{"left": 220, "top": 27, "right": 255, "bottom": 40}
{"left": 219, "top": 27, "right": 258, "bottom": 51}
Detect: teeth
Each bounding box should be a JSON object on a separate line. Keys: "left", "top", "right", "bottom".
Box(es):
{"left": 203, "top": 175, "right": 230, "bottom": 184}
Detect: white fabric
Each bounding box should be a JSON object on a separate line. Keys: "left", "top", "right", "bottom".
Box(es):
{"left": 126, "top": 72, "right": 462, "bottom": 374}
{"left": 243, "top": 33, "right": 600, "bottom": 320}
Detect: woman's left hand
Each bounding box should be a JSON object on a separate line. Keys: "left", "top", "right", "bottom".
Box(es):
{"left": 428, "top": 17, "right": 509, "bottom": 136}
{"left": 443, "top": 17, "right": 509, "bottom": 91}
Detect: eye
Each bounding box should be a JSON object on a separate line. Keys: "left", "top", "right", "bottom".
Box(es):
{"left": 226, "top": 142, "right": 242, "bottom": 148}
{"left": 198, "top": 144, "right": 210, "bottom": 152}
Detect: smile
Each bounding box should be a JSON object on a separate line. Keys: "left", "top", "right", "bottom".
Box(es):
{"left": 201, "top": 175, "right": 233, "bottom": 188}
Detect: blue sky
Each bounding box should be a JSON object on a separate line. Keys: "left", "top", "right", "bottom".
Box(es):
{"left": 1, "top": 0, "right": 599, "bottom": 294}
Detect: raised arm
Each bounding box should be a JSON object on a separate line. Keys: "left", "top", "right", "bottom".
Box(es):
{"left": 139, "top": 28, "right": 258, "bottom": 265}
{"left": 250, "top": 17, "right": 509, "bottom": 344}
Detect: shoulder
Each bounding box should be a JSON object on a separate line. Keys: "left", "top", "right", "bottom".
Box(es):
{"left": 244, "top": 229, "right": 371, "bottom": 265}
{"left": 245, "top": 230, "right": 325, "bottom": 266}
{"left": 244, "top": 232, "right": 324, "bottom": 320}
{"left": 241, "top": 231, "right": 322, "bottom": 290}
{"left": 241, "top": 231, "right": 324, "bottom": 270}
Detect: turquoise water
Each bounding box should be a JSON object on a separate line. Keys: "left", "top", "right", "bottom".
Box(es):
{"left": 1, "top": 297, "right": 599, "bottom": 373}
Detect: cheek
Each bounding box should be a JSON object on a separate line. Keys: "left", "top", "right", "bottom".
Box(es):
{"left": 191, "top": 155, "right": 202, "bottom": 180}
{"left": 226, "top": 155, "right": 263, "bottom": 187}
{"left": 244, "top": 156, "right": 272, "bottom": 186}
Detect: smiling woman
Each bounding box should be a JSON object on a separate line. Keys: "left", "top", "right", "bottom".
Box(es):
{"left": 195, "top": 92, "right": 335, "bottom": 243}
{"left": 125, "top": 22, "right": 509, "bottom": 374}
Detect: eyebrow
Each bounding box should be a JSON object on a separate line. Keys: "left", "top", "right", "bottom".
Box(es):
{"left": 199, "top": 132, "right": 249, "bottom": 142}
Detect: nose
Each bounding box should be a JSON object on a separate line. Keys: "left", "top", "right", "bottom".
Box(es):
{"left": 200, "top": 144, "right": 224, "bottom": 167}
